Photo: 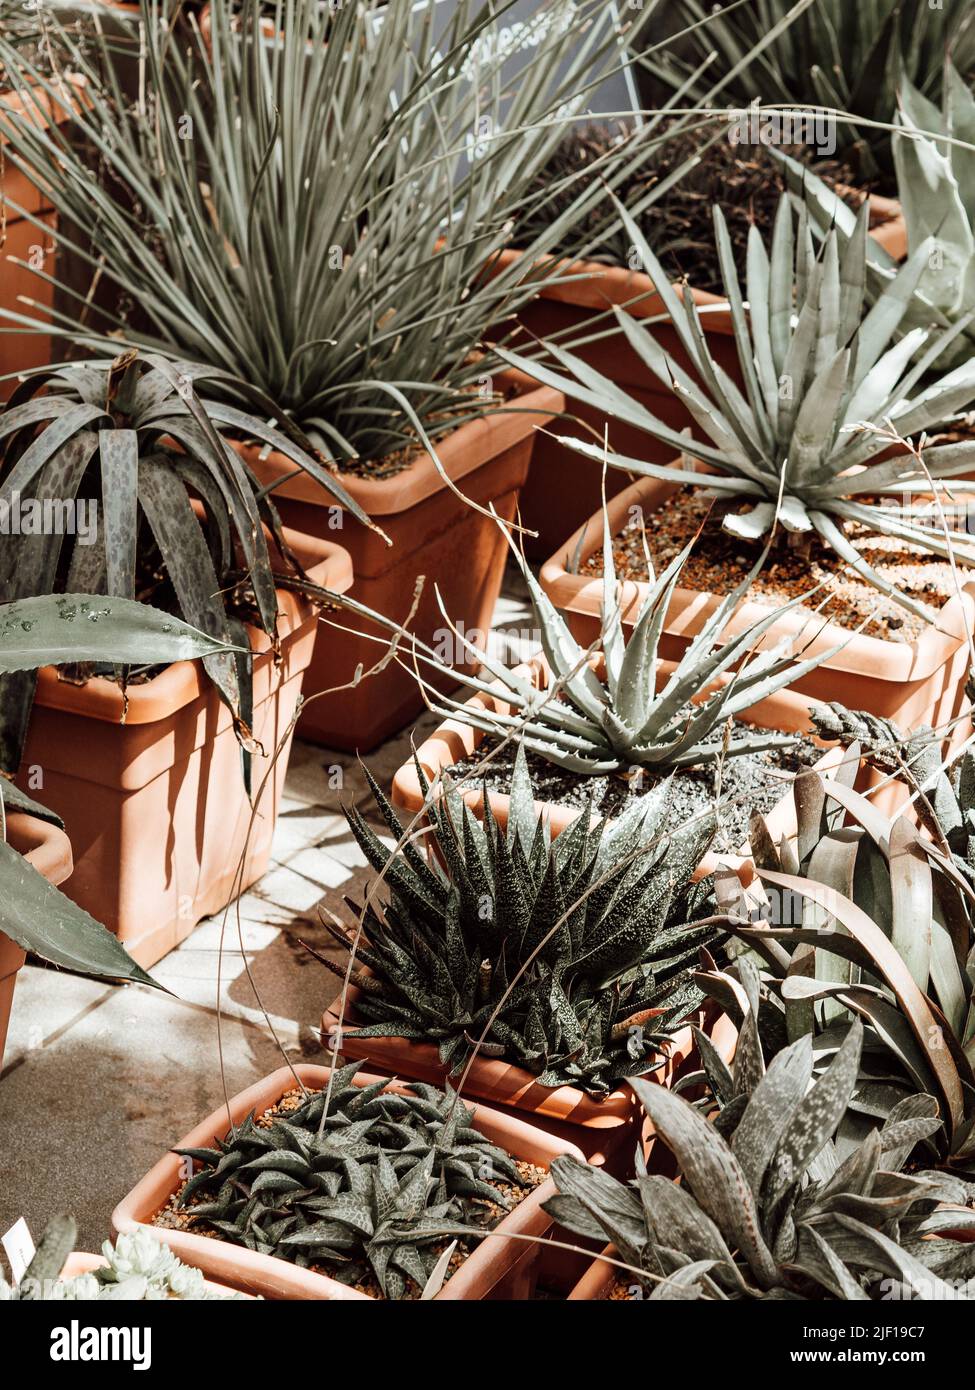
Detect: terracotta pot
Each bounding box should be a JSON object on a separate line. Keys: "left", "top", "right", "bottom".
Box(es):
{"left": 495, "top": 195, "right": 907, "bottom": 560}
{"left": 0, "top": 81, "right": 82, "bottom": 398}
{"left": 111, "top": 1063, "right": 584, "bottom": 1300}
{"left": 389, "top": 652, "right": 830, "bottom": 889}
{"left": 16, "top": 526, "right": 352, "bottom": 968}
{"left": 540, "top": 474, "right": 975, "bottom": 750}
{"left": 242, "top": 382, "right": 561, "bottom": 752}
{"left": 0, "top": 810, "right": 73, "bottom": 1067}
{"left": 58, "top": 1250, "right": 253, "bottom": 1298}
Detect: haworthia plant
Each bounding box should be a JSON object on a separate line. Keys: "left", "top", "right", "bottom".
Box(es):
{"left": 314, "top": 749, "right": 722, "bottom": 1092}
{"left": 701, "top": 747, "right": 975, "bottom": 1165}
{"left": 546, "top": 970, "right": 975, "bottom": 1299}
{"left": 407, "top": 512, "right": 836, "bottom": 775}
{"left": 172, "top": 1062, "right": 527, "bottom": 1300}
{"left": 499, "top": 193, "right": 975, "bottom": 617}
{"left": 1, "top": 1219, "right": 246, "bottom": 1300}
{"left": 0, "top": 349, "right": 369, "bottom": 773}
{"left": 0, "top": 592, "right": 236, "bottom": 990}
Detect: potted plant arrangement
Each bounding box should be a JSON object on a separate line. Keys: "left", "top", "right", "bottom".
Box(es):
{"left": 493, "top": 117, "right": 907, "bottom": 557}
{"left": 0, "top": 351, "right": 355, "bottom": 964}
{"left": 0, "top": 0, "right": 666, "bottom": 751}
{"left": 517, "top": 195, "right": 975, "bottom": 742}
{"left": 0, "top": 590, "right": 238, "bottom": 1065}
{"left": 112, "top": 1061, "right": 583, "bottom": 1300}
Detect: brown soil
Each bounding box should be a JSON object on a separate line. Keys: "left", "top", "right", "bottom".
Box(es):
{"left": 581, "top": 489, "right": 973, "bottom": 645}
{"left": 151, "top": 1085, "right": 546, "bottom": 1302}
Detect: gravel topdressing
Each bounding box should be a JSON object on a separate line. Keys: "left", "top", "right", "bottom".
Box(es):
{"left": 451, "top": 726, "right": 823, "bottom": 854}
{"left": 580, "top": 489, "right": 972, "bottom": 644}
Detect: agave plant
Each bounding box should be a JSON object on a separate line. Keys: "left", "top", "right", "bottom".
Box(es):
{"left": 499, "top": 193, "right": 975, "bottom": 618}
{"left": 546, "top": 983, "right": 975, "bottom": 1299}
{"left": 314, "top": 747, "right": 722, "bottom": 1092}
{"left": 0, "top": 0, "right": 665, "bottom": 462}
{"left": 0, "top": 591, "right": 237, "bottom": 989}
{"left": 702, "top": 742, "right": 975, "bottom": 1166}
{"left": 0, "top": 349, "right": 368, "bottom": 772}
{"left": 636, "top": 0, "right": 975, "bottom": 182}
{"left": 1, "top": 1217, "right": 245, "bottom": 1300}
{"left": 172, "top": 1062, "right": 527, "bottom": 1300}
{"left": 406, "top": 509, "right": 835, "bottom": 775}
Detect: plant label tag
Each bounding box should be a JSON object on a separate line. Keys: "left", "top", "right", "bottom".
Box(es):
{"left": 1, "top": 1217, "right": 35, "bottom": 1284}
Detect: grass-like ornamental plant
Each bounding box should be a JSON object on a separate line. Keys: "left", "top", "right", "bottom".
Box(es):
{"left": 0, "top": 349, "right": 366, "bottom": 771}
{"left": 410, "top": 513, "right": 834, "bottom": 775}
{"left": 546, "top": 992, "right": 975, "bottom": 1299}
{"left": 0, "top": 592, "right": 236, "bottom": 990}
{"left": 636, "top": 0, "right": 975, "bottom": 181}
{"left": 499, "top": 193, "right": 975, "bottom": 618}
{"left": 705, "top": 744, "right": 975, "bottom": 1166}
{"left": 315, "top": 748, "right": 722, "bottom": 1093}
{"left": 0, "top": 0, "right": 662, "bottom": 461}
{"left": 0, "top": 1218, "right": 244, "bottom": 1300}
{"left": 169, "top": 1063, "right": 528, "bottom": 1300}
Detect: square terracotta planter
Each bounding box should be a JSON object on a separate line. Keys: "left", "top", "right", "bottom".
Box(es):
{"left": 494, "top": 196, "right": 907, "bottom": 560}
{"left": 16, "top": 526, "right": 352, "bottom": 968}
{"left": 111, "top": 1063, "right": 584, "bottom": 1301}
{"left": 241, "top": 381, "right": 561, "bottom": 752}
{"left": 540, "top": 474, "right": 975, "bottom": 751}
{"left": 0, "top": 810, "right": 73, "bottom": 1068}
{"left": 0, "top": 83, "right": 76, "bottom": 399}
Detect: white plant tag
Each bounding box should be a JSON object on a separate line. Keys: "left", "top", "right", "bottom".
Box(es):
{"left": 1, "top": 1217, "right": 35, "bottom": 1284}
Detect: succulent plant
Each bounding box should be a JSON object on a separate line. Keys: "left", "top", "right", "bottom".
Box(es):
{"left": 173, "top": 1063, "right": 527, "bottom": 1300}
{"left": 0, "top": 0, "right": 659, "bottom": 460}
{"left": 0, "top": 592, "right": 236, "bottom": 991}
{"left": 408, "top": 512, "right": 833, "bottom": 776}
{"left": 1, "top": 1218, "right": 242, "bottom": 1300}
{"left": 0, "top": 349, "right": 371, "bottom": 776}
{"left": 635, "top": 0, "right": 975, "bottom": 182}
{"left": 315, "top": 747, "right": 723, "bottom": 1093}
{"left": 546, "top": 992, "right": 975, "bottom": 1299}
{"left": 702, "top": 744, "right": 975, "bottom": 1166}
{"left": 500, "top": 192, "right": 975, "bottom": 618}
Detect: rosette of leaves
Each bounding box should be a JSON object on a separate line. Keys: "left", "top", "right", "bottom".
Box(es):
{"left": 314, "top": 748, "right": 722, "bottom": 1093}
{"left": 1, "top": 1217, "right": 244, "bottom": 1300}
{"left": 174, "top": 1063, "right": 526, "bottom": 1300}
{"left": 0, "top": 349, "right": 369, "bottom": 774}
{"left": 0, "top": 591, "right": 237, "bottom": 990}
{"left": 498, "top": 193, "right": 975, "bottom": 618}
{"left": 699, "top": 744, "right": 975, "bottom": 1166}
{"left": 406, "top": 511, "right": 833, "bottom": 776}
{"left": 545, "top": 980, "right": 975, "bottom": 1300}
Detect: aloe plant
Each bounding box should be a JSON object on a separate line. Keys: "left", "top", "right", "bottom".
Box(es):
{"left": 0, "top": 0, "right": 664, "bottom": 461}
{"left": 314, "top": 747, "right": 721, "bottom": 1093}
{"left": 703, "top": 744, "right": 975, "bottom": 1166}
{"left": 0, "top": 592, "right": 238, "bottom": 989}
{"left": 408, "top": 511, "right": 834, "bottom": 775}
{"left": 499, "top": 192, "right": 975, "bottom": 619}
{"left": 2, "top": 1218, "right": 245, "bottom": 1300}
{"left": 172, "top": 1062, "right": 527, "bottom": 1300}
{"left": 0, "top": 349, "right": 367, "bottom": 772}
{"left": 636, "top": 0, "right": 975, "bottom": 182}
{"left": 546, "top": 984, "right": 975, "bottom": 1299}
